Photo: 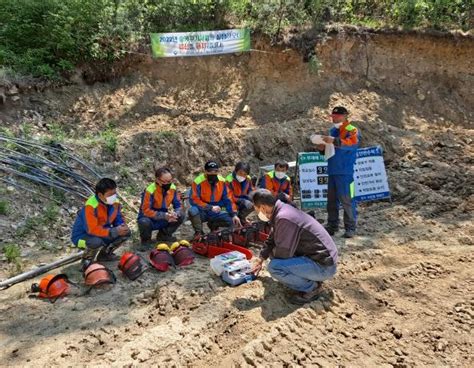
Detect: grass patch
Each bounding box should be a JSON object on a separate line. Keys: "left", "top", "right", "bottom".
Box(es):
{"left": 19, "top": 122, "right": 33, "bottom": 137}
{"left": 3, "top": 244, "right": 22, "bottom": 273}
{"left": 15, "top": 216, "right": 41, "bottom": 237}
{"left": 156, "top": 130, "right": 177, "bottom": 141}
{"left": 46, "top": 122, "right": 67, "bottom": 142}
{"left": 43, "top": 203, "right": 59, "bottom": 222}
{"left": 3, "top": 243, "right": 20, "bottom": 263}
{"left": 0, "top": 200, "right": 8, "bottom": 215}
{"left": 101, "top": 127, "right": 118, "bottom": 154}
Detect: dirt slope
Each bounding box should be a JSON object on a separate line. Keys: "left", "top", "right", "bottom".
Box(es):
{"left": 0, "top": 28, "right": 473, "bottom": 367}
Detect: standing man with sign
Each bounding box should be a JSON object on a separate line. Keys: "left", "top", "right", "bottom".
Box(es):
{"left": 316, "top": 107, "right": 360, "bottom": 238}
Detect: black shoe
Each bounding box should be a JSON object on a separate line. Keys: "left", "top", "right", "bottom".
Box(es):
{"left": 81, "top": 260, "right": 93, "bottom": 274}
{"left": 325, "top": 226, "right": 337, "bottom": 236}
{"left": 138, "top": 239, "right": 154, "bottom": 251}
{"left": 156, "top": 232, "right": 177, "bottom": 242}
{"left": 97, "top": 250, "right": 119, "bottom": 262}
{"left": 343, "top": 230, "right": 356, "bottom": 238}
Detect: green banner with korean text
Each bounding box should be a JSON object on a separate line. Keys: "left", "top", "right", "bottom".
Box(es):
{"left": 150, "top": 29, "right": 251, "bottom": 58}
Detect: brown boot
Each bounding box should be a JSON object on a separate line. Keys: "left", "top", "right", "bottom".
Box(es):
{"left": 288, "top": 283, "right": 324, "bottom": 305}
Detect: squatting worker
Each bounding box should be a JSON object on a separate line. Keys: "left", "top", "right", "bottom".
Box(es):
{"left": 71, "top": 178, "right": 130, "bottom": 271}
{"left": 188, "top": 160, "right": 241, "bottom": 239}
{"left": 316, "top": 106, "right": 360, "bottom": 238}
{"left": 137, "top": 167, "right": 183, "bottom": 246}
{"left": 251, "top": 189, "right": 338, "bottom": 305}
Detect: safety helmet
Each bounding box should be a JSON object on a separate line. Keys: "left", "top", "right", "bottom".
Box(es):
{"left": 84, "top": 263, "right": 116, "bottom": 288}
{"left": 118, "top": 252, "right": 146, "bottom": 281}
{"left": 156, "top": 243, "right": 171, "bottom": 251}
{"left": 31, "top": 274, "right": 70, "bottom": 303}
{"left": 170, "top": 242, "right": 180, "bottom": 252}
{"left": 172, "top": 246, "right": 195, "bottom": 266}
{"left": 179, "top": 240, "right": 191, "bottom": 247}
{"left": 149, "top": 249, "right": 174, "bottom": 272}
{"left": 170, "top": 239, "right": 191, "bottom": 252}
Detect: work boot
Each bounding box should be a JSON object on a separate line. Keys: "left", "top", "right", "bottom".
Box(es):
{"left": 189, "top": 213, "right": 203, "bottom": 233}
{"left": 97, "top": 247, "right": 119, "bottom": 262}
{"left": 138, "top": 238, "right": 154, "bottom": 251}
{"left": 81, "top": 247, "right": 100, "bottom": 273}
{"left": 324, "top": 226, "right": 337, "bottom": 236}
{"left": 156, "top": 231, "right": 177, "bottom": 243}
{"left": 288, "top": 283, "right": 324, "bottom": 305}
{"left": 343, "top": 229, "right": 356, "bottom": 238}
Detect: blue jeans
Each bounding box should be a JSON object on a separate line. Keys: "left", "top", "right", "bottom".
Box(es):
{"left": 188, "top": 205, "right": 233, "bottom": 232}
{"left": 268, "top": 256, "right": 337, "bottom": 293}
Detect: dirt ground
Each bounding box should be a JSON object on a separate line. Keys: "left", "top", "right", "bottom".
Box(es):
{"left": 0, "top": 28, "right": 473, "bottom": 367}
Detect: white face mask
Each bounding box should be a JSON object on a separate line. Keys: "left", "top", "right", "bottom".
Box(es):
{"left": 105, "top": 194, "right": 118, "bottom": 205}
{"left": 258, "top": 211, "right": 270, "bottom": 222}
{"left": 236, "top": 175, "right": 246, "bottom": 183}
{"left": 334, "top": 123, "right": 343, "bottom": 129}
{"left": 275, "top": 171, "right": 286, "bottom": 179}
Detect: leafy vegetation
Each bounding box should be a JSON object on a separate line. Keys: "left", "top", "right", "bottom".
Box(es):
{"left": 3, "top": 244, "right": 23, "bottom": 272}
{"left": 0, "top": 0, "right": 471, "bottom": 79}
{"left": 100, "top": 125, "right": 119, "bottom": 154}
{"left": 0, "top": 200, "right": 8, "bottom": 215}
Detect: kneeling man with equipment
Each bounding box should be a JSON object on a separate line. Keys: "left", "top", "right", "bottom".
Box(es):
{"left": 251, "top": 189, "right": 338, "bottom": 304}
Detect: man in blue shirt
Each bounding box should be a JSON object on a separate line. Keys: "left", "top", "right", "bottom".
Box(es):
{"left": 318, "top": 106, "right": 360, "bottom": 238}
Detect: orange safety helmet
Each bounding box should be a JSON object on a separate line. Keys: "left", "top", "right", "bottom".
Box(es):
{"left": 84, "top": 263, "right": 116, "bottom": 288}
{"left": 31, "top": 274, "right": 70, "bottom": 303}
{"left": 118, "top": 252, "right": 146, "bottom": 281}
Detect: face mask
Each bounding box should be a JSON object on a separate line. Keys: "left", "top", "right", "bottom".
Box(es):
{"left": 334, "top": 123, "right": 343, "bottom": 129}
{"left": 207, "top": 174, "right": 218, "bottom": 184}
{"left": 236, "top": 175, "right": 246, "bottom": 183}
{"left": 258, "top": 211, "right": 270, "bottom": 222}
{"left": 275, "top": 171, "right": 286, "bottom": 179}
{"left": 105, "top": 194, "right": 117, "bottom": 205}
{"left": 161, "top": 183, "right": 171, "bottom": 191}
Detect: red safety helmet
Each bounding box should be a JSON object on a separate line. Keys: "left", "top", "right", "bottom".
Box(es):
{"left": 118, "top": 252, "right": 146, "bottom": 281}
{"left": 172, "top": 246, "right": 195, "bottom": 267}
{"left": 84, "top": 263, "right": 116, "bottom": 288}
{"left": 31, "top": 274, "right": 70, "bottom": 303}
{"left": 149, "top": 249, "right": 174, "bottom": 272}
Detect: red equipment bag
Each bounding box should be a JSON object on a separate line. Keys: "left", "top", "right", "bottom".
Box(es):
{"left": 232, "top": 225, "right": 259, "bottom": 247}
{"left": 191, "top": 231, "right": 253, "bottom": 260}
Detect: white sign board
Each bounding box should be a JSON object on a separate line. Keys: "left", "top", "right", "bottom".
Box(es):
{"left": 150, "top": 29, "right": 251, "bottom": 58}
{"left": 298, "top": 146, "right": 390, "bottom": 210}
{"left": 354, "top": 146, "right": 391, "bottom": 202}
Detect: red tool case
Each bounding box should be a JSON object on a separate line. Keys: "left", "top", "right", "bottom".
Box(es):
{"left": 192, "top": 231, "right": 253, "bottom": 259}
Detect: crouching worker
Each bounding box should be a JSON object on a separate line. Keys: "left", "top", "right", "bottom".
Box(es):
{"left": 251, "top": 189, "right": 338, "bottom": 305}
{"left": 260, "top": 160, "right": 293, "bottom": 204}
{"left": 226, "top": 161, "right": 254, "bottom": 223}
{"left": 137, "top": 167, "right": 183, "bottom": 245}
{"left": 71, "top": 178, "right": 131, "bottom": 271}
{"left": 189, "top": 160, "right": 241, "bottom": 238}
